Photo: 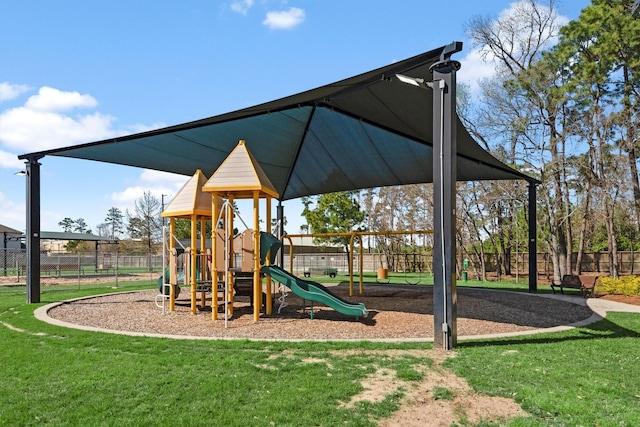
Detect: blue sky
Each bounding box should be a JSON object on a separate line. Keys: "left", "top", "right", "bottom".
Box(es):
{"left": 0, "top": 0, "right": 589, "bottom": 235}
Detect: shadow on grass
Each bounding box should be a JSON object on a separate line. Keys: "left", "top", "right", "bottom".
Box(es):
{"left": 458, "top": 316, "right": 640, "bottom": 348}
{"left": 338, "top": 281, "right": 594, "bottom": 329}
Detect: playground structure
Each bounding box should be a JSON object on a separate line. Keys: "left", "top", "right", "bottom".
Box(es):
{"left": 159, "top": 140, "right": 368, "bottom": 323}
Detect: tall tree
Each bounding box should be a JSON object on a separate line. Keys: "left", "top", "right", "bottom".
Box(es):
{"left": 126, "top": 191, "right": 162, "bottom": 268}
{"left": 57, "top": 217, "right": 89, "bottom": 251}
{"left": 301, "top": 191, "right": 367, "bottom": 264}
{"left": 550, "top": 0, "right": 640, "bottom": 276}
{"left": 467, "top": 0, "right": 572, "bottom": 281}
{"left": 359, "top": 185, "right": 433, "bottom": 272}
{"left": 58, "top": 218, "right": 75, "bottom": 232}
{"left": 73, "top": 218, "right": 88, "bottom": 233}
{"left": 466, "top": 0, "right": 563, "bottom": 74}
{"left": 103, "top": 207, "right": 124, "bottom": 239}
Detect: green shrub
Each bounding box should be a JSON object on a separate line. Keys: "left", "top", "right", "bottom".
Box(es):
{"left": 599, "top": 275, "right": 640, "bottom": 296}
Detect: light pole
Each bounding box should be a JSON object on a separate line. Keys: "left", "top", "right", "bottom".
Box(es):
{"left": 161, "top": 194, "right": 169, "bottom": 227}
{"left": 396, "top": 41, "right": 463, "bottom": 350}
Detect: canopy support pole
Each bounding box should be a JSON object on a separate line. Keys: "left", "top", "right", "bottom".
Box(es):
{"left": 528, "top": 181, "right": 538, "bottom": 293}
{"left": 25, "top": 156, "right": 42, "bottom": 304}
{"left": 432, "top": 42, "right": 462, "bottom": 350}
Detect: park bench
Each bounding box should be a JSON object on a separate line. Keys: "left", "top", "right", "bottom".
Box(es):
{"left": 550, "top": 274, "right": 598, "bottom": 298}
{"left": 19, "top": 264, "right": 84, "bottom": 276}
{"left": 18, "top": 264, "right": 84, "bottom": 276}
{"left": 303, "top": 267, "right": 338, "bottom": 278}
{"left": 39, "top": 264, "right": 85, "bottom": 276}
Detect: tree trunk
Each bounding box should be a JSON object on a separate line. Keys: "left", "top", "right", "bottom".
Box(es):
{"left": 622, "top": 66, "right": 640, "bottom": 231}
{"left": 575, "top": 178, "right": 592, "bottom": 275}
{"left": 627, "top": 149, "right": 640, "bottom": 230}
{"left": 603, "top": 200, "right": 619, "bottom": 278}
{"left": 546, "top": 119, "right": 569, "bottom": 283}
{"left": 562, "top": 149, "right": 574, "bottom": 274}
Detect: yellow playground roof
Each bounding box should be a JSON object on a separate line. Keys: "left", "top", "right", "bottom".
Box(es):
{"left": 162, "top": 169, "right": 217, "bottom": 218}
{"left": 202, "top": 140, "right": 279, "bottom": 199}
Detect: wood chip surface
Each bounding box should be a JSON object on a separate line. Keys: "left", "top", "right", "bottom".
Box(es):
{"left": 47, "top": 284, "right": 594, "bottom": 340}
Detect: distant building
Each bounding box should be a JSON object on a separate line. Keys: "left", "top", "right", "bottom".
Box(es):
{"left": 28, "top": 231, "right": 110, "bottom": 254}
{"left": 40, "top": 239, "right": 68, "bottom": 253}
{"left": 0, "top": 224, "right": 23, "bottom": 251}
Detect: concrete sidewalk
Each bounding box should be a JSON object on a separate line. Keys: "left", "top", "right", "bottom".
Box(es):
{"left": 536, "top": 292, "right": 640, "bottom": 314}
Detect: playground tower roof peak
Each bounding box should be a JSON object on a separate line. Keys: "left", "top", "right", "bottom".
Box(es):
{"left": 162, "top": 169, "right": 215, "bottom": 218}
{"left": 202, "top": 140, "right": 279, "bottom": 199}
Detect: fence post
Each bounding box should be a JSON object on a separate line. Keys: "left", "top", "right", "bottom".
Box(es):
{"left": 114, "top": 247, "right": 119, "bottom": 288}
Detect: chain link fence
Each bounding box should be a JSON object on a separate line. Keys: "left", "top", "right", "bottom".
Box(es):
{"left": 0, "top": 248, "right": 164, "bottom": 285}
{"left": 3, "top": 247, "right": 638, "bottom": 285}
{"left": 2, "top": 248, "right": 432, "bottom": 284}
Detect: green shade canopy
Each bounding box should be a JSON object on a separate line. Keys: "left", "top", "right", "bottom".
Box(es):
{"left": 19, "top": 44, "right": 533, "bottom": 200}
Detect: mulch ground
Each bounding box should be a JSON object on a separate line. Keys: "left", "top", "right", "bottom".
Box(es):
{"left": 45, "top": 283, "right": 598, "bottom": 340}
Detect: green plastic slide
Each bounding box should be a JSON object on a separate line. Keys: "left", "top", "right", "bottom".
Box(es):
{"left": 261, "top": 264, "right": 367, "bottom": 318}
{"left": 157, "top": 268, "right": 182, "bottom": 297}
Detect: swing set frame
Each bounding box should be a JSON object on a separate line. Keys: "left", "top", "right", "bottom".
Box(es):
{"left": 282, "top": 229, "right": 433, "bottom": 296}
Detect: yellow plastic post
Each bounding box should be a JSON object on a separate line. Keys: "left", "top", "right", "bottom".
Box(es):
{"left": 227, "top": 196, "right": 234, "bottom": 317}
{"left": 169, "top": 217, "right": 176, "bottom": 311}
{"left": 349, "top": 232, "right": 355, "bottom": 296}
{"left": 199, "top": 217, "right": 206, "bottom": 309}
{"left": 253, "top": 191, "right": 261, "bottom": 322}
{"left": 211, "top": 194, "right": 219, "bottom": 321}
{"left": 190, "top": 215, "right": 197, "bottom": 315}
{"left": 265, "top": 196, "right": 272, "bottom": 315}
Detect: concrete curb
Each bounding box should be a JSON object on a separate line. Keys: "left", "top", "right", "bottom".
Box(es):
{"left": 33, "top": 290, "right": 640, "bottom": 343}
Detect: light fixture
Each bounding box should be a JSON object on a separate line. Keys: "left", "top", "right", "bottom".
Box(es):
{"left": 14, "top": 170, "right": 27, "bottom": 176}
{"left": 395, "top": 73, "right": 432, "bottom": 90}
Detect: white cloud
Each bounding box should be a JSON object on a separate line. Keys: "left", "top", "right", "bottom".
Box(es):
{"left": 139, "top": 170, "right": 189, "bottom": 202}
{"left": 263, "top": 7, "right": 305, "bottom": 30}
{"left": 0, "top": 192, "right": 25, "bottom": 231}
{"left": 458, "top": 46, "right": 499, "bottom": 95}
{"left": 110, "top": 185, "right": 149, "bottom": 207}
{"left": 110, "top": 170, "right": 188, "bottom": 213}
{"left": 231, "top": 0, "right": 254, "bottom": 15}
{"left": 0, "top": 84, "right": 174, "bottom": 231}
{"left": 0, "top": 82, "right": 31, "bottom": 102}
{"left": 0, "top": 149, "right": 24, "bottom": 169}
{"left": 0, "top": 85, "right": 151, "bottom": 153}
{"left": 0, "top": 106, "right": 116, "bottom": 152}
{"left": 25, "top": 86, "right": 97, "bottom": 112}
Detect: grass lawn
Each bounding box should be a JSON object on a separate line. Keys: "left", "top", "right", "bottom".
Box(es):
{"left": 1, "top": 280, "right": 639, "bottom": 426}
